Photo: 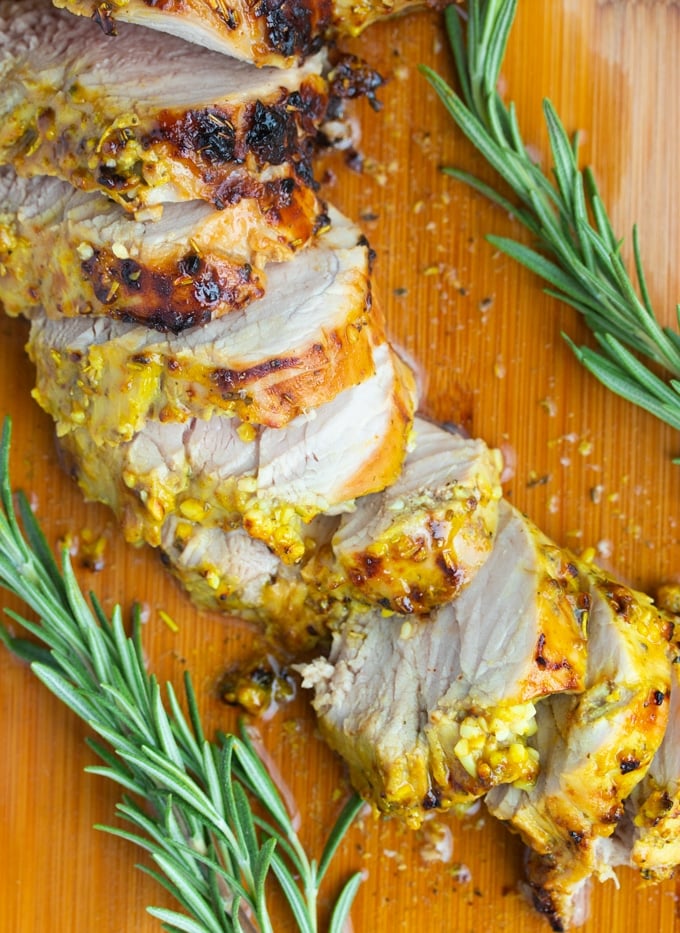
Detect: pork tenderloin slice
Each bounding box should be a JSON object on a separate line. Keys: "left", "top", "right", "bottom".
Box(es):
{"left": 1, "top": 168, "right": 325, "bottom": 330}
{"left": 626, "top": 666, "right": 680, "bottom": 882}
{"left": 252, "top": 341, "right": 416, "bottom": 515}
{"left": 28, "top": 206, "right": 380, "bottom": 431}
{"left": 601, "top": 622, "right": 680, "bottom": 884}
{"left": 332, "top": 418, "right": 503, "bottom": 614}
{"left": 299, "top": 502, "right": 589, "bottom": 826}
{"left": 58, "top": 340, "right": 417, "bottom": 561}
{"left": 54, "top": 0, "right": 430, "bottom": 67}
{"left": 2, "top": 1, "right": 330, "bottom": 212}
{"left": 160, "top": 514, "right": 343, "bottom": 652}
{"left": 486, "top": 570, "right": 672, "bottom": 932}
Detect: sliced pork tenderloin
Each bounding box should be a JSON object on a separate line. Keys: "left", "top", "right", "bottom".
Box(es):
{"left": 624, "top": 661, "right": 680, "bottom": 882}
{"left": 332, "top": 418, "right": 503, "bottom": 614}
{"left": 1, "top": 1, "right": 329, "bottom": 212}
{"left": 1, "top": 168, "right": 328, "bottom": 330}
{"left": 160, "top": 514, "right": 345, "bottom": 652}
{"left": 28, "top": 206, "right": 380, "bottom": 434}
{"left": 58, "top": 341, "right": 417, "bottom": 562}
{"left": 299, "top": 501, "right": 589, "bottom": 827}
{"left": 486, "top": 570, "right": 672, "bottom": 932}
{"left": 597, "top": 618, "right": 680, "bottom": 885}
{"left": 157, "top": 418, "right": 501, "bottom": 624}
{"left": 54, "top": 0, "right": 432, "bottom": 67}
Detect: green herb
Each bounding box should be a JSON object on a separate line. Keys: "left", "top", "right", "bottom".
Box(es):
{"left": 0, "top": 419, "right": 363, "bottom": 933}
{"left": 421, "top": 0, "right": 680, "bottom": 457}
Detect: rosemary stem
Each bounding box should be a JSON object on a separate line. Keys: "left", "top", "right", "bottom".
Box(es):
{"left": 422, "top": 0, "right": 680, "bottom": 450}
{"left": 0, "top": 418, "right": 363, "bottom": 931}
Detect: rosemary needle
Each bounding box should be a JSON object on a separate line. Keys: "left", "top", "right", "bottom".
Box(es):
{"left": 421, "top": 0, "right": 680, "bottom": 457}
{"left": 0, "top": 419, "right": 363, "bottom": 933}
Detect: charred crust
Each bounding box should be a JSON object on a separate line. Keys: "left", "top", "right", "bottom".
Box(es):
{"left": 255, "top": 0, "right": 319, "bottom": 59}
{"left": 212, "top": 354, "right": 303, "bottom": 393}
{"left": 279, "top": 176, "right": 296, "bottom": 198}
{"left": 660, "top": 791, "right": 674, "bottom": 812}
{"left": 211, "top": 173, "right": 304, "bottom": 211}
{"left": 313, "top": 211, "right": 331, "bottom": 234}
{"left": 295, "top": 157, "right": 317, "bottom": 188}
{"left": 574, "top": 590, "right": 591, "bottom": 619}
{"left": 352, "top": 553, "right": 383, "bottom": 581}
{"left": 80, "top": 249, "right": 261, "bottom": 332}
{"left": 435, "top": 551, "right": 464, "bottom": 586}
{"left": 96, "top": 165, "right": 128, "bottom": 191}
{"left": 422, "top": 787, "right": 442, "bottom": 810}
{"left": 535, "top": 633, "right": 547, "bottom": 669}
{"left": 328, "top": 53, "right": 384, "bottom": 111}
{"left": 529, "top": 887, "right": 565, "bottom": 933}
{"left": 119, "top": 307, "right": 210, "bottom": 333}
{"left": 120, "top": 259, "right": 142, "bottom": 289}
{"left": 66, "top": 79, "right": 327, "bottom": 210}
{"left": 246, "top": 101, "right": 298, "bottom": 165}
{"left": 564, "top": 560, "right": 579, "bottom": 579}
{"left": 192, "top": 273, "right": 223, "bottom": 306}
{"left": 602, "top": 805, "right": 623, "bottom": 824}
{"left": 212, "top": 4, "right": 240, "bottom": 29}
{"left": 92, "top": 2, "right": 117, "bottom": 36}
{"left": 308, "top": 34, "right": 324, "bottom": 55}
{"left": 160, "top": 108, "right": 237, "bottom": 164}
{"left": 356, "top": 234, "right": 378, "bottom": 269}
{"left": 607, "top": 584, "right": 633, "bottom": 617}
{"left": 179, "top": 253, "right": 202, "bottom": 277}
{"left": 345, "top": 148, "right": 364, "bottom": 174}
{"left": 619, "top": 756, "right": 641, "bottom": 774}
{"left": 534, "top": 633, "right": 572, "bottom": 672}
{"left": 155, "top": 79, "right": 328, "bottom": 196}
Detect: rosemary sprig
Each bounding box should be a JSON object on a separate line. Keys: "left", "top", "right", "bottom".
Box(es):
{"left": 0, "top": 418, "right": 363, "bottom": 933}
{"left": 421, "top": 0, "right": 680, "bottom": 455}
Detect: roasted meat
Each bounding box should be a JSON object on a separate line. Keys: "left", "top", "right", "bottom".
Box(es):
{"left": 624, "top": 664, "right": 680, "bottom": 882}
{"left": 1, "top": 1, "right": 329, "bottom": 212}
{"left": 146, "top": 418, "right": 498, "bottom": 633}
{"left": 332, "top": 418, "right": 503, "bottom": 614}
{"left": 299, "top": 501, "right": 589, "bottom": 826}
{"left": 6, "top": 9, "right": 674, "bottom": 930}
{"left": 598, "top": 619, "right": 680, "bottom": 885}
{"left": 57, "top": 340, "right": 417, "bottom": 561}
{"left": 0, "top": 168, "right": 329, "bottom": 330}
{"left": 27, "top": 205, "right": 380, "bottom": 434}
{"left": 54, "top": 0, "right": 433, "bottom": 67}
{"left": 486, "top": 570, "right": 672, "bottom": 932}
{"left": 159, "top": 513, "right": 343, "bottom": 651}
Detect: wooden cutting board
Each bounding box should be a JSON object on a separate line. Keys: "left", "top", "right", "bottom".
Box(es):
{"left": 2, "top": 3, "right": 680, "bottom": 931}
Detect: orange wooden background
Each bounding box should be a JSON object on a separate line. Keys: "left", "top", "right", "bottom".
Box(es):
{"left": 2, "top": 3, "right": 680, "bottom": 931}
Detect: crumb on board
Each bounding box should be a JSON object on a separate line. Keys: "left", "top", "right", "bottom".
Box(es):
{"left": 158, "top": 609, "right": 179, "bottom": 632}
{"left": 657, "top": 582, "right": 680, "bottom": 615}
{"left": 590, "top": 484, "right": 605, "bottom": 504}
{"left": 539, "top": 396, "right": 557, "bottom": 417}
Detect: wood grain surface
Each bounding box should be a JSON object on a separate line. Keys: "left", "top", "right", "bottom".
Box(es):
{"left": 2, "top": 2, "right": 680, "bottom": 931}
